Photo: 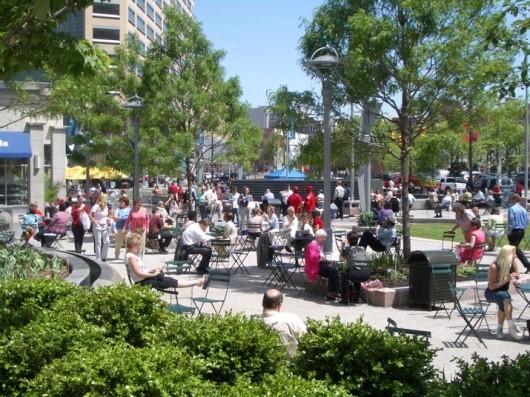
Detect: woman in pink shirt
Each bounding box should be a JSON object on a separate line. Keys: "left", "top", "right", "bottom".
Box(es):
{"left": 123, "top": 198, "right": 149, "bottom": 258}
{"left": 304, "top": 230, "right": 340, "bottom": 300}
{"left": 457, "top": 218, "right": 486, "bottom": 265}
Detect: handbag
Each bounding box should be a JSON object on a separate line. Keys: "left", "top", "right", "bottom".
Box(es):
{"left": 80, "top": 211, "right": 91, "bottom": 231}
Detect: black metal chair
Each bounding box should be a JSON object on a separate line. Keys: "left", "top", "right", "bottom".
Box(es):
{"left": 191, "top": 270, "right": 230, "bottom": 315}
{"left": 449, "top": 283, "right": 487, "bottom": 348}
{"left": 210, "top": 239, "right": 232, "bottom": 272}
{"left": 124, "top": 260, "right": 195, "bottom": 315}
{"left": 386, "top": 317, "right": 431, "bottom": 339}
{"left": 442, "top": 231, "right": 455, "bottom": 250}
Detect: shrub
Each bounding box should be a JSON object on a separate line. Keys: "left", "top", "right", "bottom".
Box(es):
{"left": 0, "top": 244, "right": 64, "bottom": 280}
{"left": 294, "top": 318, "right": 437, "bottom": 397}
{"left": 52, "top": 284, "right": 173, "bottom": 347}
{"left": 222, "top": 371, "right": 351, "bottom": 396}
{"left": 0, "top": 279, "right": 78, "bottom": 337}
{"left": 160, "top": 313, "right": 288, "bottom": 383}
{"left": 441, "top": 353, "right": 530, "bottom": 397}
{"left": 26, "top": 343, "right": 214, "bottom": 397}
{"left": 0, "top": 312, "right": 106, "bottom": 396}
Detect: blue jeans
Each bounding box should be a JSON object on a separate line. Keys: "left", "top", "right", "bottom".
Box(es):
{"left": 485, "top": 288, "right": 511, "bottom": 312}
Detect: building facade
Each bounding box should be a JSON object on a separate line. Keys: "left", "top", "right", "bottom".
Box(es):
{"left": 0, "top": 1, "right": 196, "bottom": 214}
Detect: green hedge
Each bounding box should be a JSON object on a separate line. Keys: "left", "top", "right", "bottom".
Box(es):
{"left": 2, "top": 279, "right": 527, "bottom": 396}
{"left": 294, "top": 318, "right": 437, "bottom": 397}
{"left": 160, "top": 313, "right": 288, "bottom": 383}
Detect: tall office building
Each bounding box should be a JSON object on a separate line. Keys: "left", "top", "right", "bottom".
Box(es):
{"left": 60, "top": 0, "right": 195, "bottom": 54}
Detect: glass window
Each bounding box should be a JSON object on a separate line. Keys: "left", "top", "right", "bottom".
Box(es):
{"left": 147, "top": 25, "right": 154, "bottom": 40}
{"left": 93, "top": 26, "right": 120, "bottom": 41}
{"left": 155, "top": 34, "right": 162, "bottom": 44}
{"left": 156, "top": 0, "right": 162, "bottom": 8}
{"left": 137, "top": 0, "right": 145, "bottom": 11}
{"left": 155, "top": 12, "right": 162, "bottom": 27}
{"left": 137, "top": 16, "right": 145, "bottom": 33}
{"left": 147, "top": 3, "right": 154, "bottom": 20}
{"left": 128, "top": 7, "right": 135, "bottom": 25}
{"left": 1, "top": 159, "right": 29, "bottom": 206}
{"left": 93, "top": 0, "right": 120, "bottom": 16}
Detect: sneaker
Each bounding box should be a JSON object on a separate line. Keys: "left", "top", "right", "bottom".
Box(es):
{"left": 509, "top": 324, "right": 523, "bottom": 341}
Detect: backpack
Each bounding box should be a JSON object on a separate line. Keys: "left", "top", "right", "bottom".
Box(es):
{"left": 346, "top": 246, "right": 369, "bottom": 269}
{"left": 23, "top": 213, "right": 39, "bottom": 226}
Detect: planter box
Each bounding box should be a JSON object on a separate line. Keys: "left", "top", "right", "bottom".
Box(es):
{"left": 366, "top": 286, "right": 410, "bottom": 308}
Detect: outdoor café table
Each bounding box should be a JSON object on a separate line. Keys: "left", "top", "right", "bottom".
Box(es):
{"left": 516, "top": 282, "right": 530, "bottom": 320}
{"left": 292, "top": 234, "right": 314, "bottom": 267}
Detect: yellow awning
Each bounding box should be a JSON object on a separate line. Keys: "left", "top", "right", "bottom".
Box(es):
{"left": 66, "top": 166, "right": 128, "bottom": 180}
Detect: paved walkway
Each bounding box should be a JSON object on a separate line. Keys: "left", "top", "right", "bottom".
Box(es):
{"left": 10, "top": 211, "right": 530, "bottom": 377}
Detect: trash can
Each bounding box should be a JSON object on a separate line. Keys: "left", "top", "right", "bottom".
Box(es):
{"left": 408, "top": 250, "right": 458, "bottom": 309}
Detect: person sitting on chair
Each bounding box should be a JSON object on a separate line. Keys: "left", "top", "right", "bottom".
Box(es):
{"left": 148, "top": 208, "right": 173, "bottom": 253}
{"left": 223, "top": 212, "right": 238, "bottom": 242}
{"left": 434, "top": 191, "right": 453, "bottom": 217}
{"left": 298, "top": 213, "right": 314, "bottom": 236}
{"left": 484, "top": 207, "right": 504, "bottom": 251}
{"left": 340, "top": 230, "right": 371, "bottom": 303}
{"left": 484, "top": 245, "right": 524, "bottom": 340}
{"left": 247, "top": 207, "right": 265, "bottom": 239}
{"left": 358, "top": 214, "right": 397, "bottom": 252}
{"left": 181, "top": 219, "right": 214, "bottom": 274}
{"left": 457, "top": 218, "right": 485, "bottom": 265}
{"left": 125, "top": 232, "right": 204, "bottom": 289}
{"left": 304, "top": 230, "right": 340, "bottom": 301}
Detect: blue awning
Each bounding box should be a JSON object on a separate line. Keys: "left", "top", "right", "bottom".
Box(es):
{"left": 0, "top": 132, "right": 32, "bottom": 158}
{"left": 265, "top": 167, "right": 307, "bottom": 180}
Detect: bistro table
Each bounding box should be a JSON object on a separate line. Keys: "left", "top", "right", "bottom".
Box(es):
{"left": 516, "top": 282, "right": 530, "bottom": 320}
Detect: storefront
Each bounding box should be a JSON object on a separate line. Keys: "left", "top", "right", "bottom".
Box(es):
{"left": 0, "top": 132, "right": 31, "bottom": 206}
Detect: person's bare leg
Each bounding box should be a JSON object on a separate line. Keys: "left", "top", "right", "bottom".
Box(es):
{"left": 504, "top": 299, "right": 523, "bottom": 340}
{"left": 495, "top": 308, "right": 506, "bottom": 338}
{"left": 176, "top": 276, "right": 205, "bottom": 288}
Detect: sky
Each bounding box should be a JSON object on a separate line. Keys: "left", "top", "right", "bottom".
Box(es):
{"left": 195, "top": 0, "right": 325, "bottom": 108}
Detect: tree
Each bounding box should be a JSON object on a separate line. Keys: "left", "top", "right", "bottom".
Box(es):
{"left": 300, "top": 0, "right": 518, "bottom": 257}
{"left": 267, "top": 85, "right": 317, "bottom": 169}
{"left": 0, "top": 1, "right": 109, "bottom": 79}
{"left": 142, "top": 7, "right": 262, "bottom": 189}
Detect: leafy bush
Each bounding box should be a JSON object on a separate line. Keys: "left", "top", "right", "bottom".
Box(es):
{"left": 222, "top": 371, "right": 351, "bottom": 396}
{"left": 27, "top": 343, "right": 213, "bottom": 397}
{"left": 440, "top": 353, "right": 530, "bottom": 397}
{"left": 52, "top": 284, "right": 173, "bottom": 347}
{"left": 0, "top": 279, "right": 78, "bottom": 336}
{"left": 294, "top": 318, "right": 437, "bottom": 397}
{"left": 0, "top": 312, "right": 106, "bottom": 396}
{"left": 160, "top": 313, "right": 288, "bottom": 383}
{"left": 0, "top": 244, "right": 64, "bottom": 280}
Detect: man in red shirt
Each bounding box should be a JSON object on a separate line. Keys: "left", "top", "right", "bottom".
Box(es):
{"left": 304, "top": 185, "right": 317, "bottom": 214}
{"left": 287, "top": 186, "right": 303, "bottom": 214}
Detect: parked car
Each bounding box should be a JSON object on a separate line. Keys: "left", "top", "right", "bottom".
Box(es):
{"left": 473, "top": 174, "right": 514, "bottom": 193}
{"left": 439, "top": 177, "right": 467, "bottom": 192}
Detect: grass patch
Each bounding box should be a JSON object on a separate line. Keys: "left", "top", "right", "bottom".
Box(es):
{"left": 410, "top": 223, "right": 463, "bottom": 241}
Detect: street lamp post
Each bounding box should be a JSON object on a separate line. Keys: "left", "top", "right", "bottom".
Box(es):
{"left": 306, "top": 46, "right": 339, "bottom": 253}
{"left": 123, "top": 95, "right": 143, "bottom": 202}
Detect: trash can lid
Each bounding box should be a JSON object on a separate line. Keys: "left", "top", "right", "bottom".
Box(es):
{"left": 408, "top": 250, "right": 458, "bottom": 266}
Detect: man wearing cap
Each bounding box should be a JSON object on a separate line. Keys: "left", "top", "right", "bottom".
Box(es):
{"left": 358, "top": 214, "right": 397, "bottom": 252}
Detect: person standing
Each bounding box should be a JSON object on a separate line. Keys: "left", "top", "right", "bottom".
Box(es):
{"left": 287, "top": 186, "right": 303, "bottom": 215}
{"left": 71, "top": 197, "right": 88, "bottom": 253}
{"left": 334, "top": 181, "right": 345, "bottom": 220}
{"left": 280, "top": 185, "right": 293, "bottom": 216}
{"left": 123, "top": 198, "right": 149, "bottom": 258}
{"left": 507, "top": 193, "right": 530, "bottom": 271}
{"left": 90, "top": 194, "right": 110, "bottom": 261}
{"left": 261, "top": 288, "right": 307, "bottom": 357}
{"left": 113, "top": 197, "right": 131, "bottom": 259}
{"left": 304, "top": 185, "right": 317, "bottom": 215}
{"left": 230, "top": 186, "right": 240, "bottom": 226}
{"left": 239, "top": 186, "right": 252, "bottom": 233}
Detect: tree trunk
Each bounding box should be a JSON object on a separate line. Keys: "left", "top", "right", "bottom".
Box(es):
{"left": 186, "top": 156, "right": 192, "bottom": 203}
{"left": 400, "top": 126, "right": 411, "bottom": 260}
